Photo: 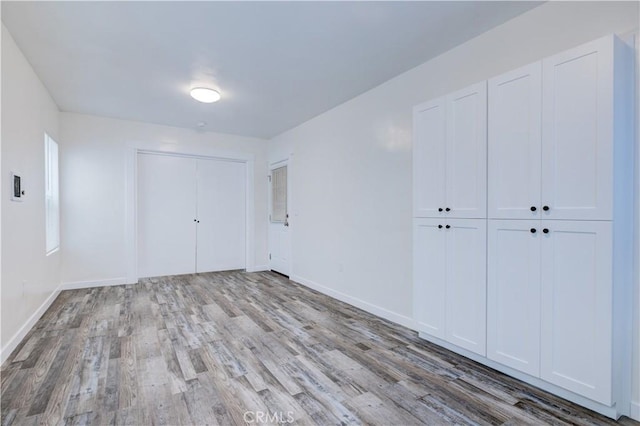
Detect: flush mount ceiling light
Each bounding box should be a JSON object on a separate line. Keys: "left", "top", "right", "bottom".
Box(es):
{"left": 190, "top": 87, "right": 221, "bottom": 103}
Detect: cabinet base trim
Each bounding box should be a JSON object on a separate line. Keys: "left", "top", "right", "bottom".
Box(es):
{"left": 417, "top": 332, "right": 620, "bottom": 419}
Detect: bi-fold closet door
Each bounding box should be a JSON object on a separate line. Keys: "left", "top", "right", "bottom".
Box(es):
{"left": 137, "top": 152, "right": 246, "bottom": 278}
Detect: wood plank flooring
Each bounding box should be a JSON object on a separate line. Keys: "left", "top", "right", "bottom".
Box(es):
{"left": 1, "top": 270, "right": 638, "bottom": 425}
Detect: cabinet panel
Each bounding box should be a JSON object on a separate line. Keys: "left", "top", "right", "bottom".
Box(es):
{"left": 540, "top": 221, "right": 612, "bottom": 404}
{"left": 445, "top": 219, "right": 487, "bottom": 355}
{"left": 542, "top": 37, "right": 613, "bottom": 220}
{"left": 413, "top": 97, "right": 447, "bottom": 217}
{"left": 413, "top": 219, "right": 446, "bottom": 338}
{"left": 488, "top": 63, "right": 542, "bottom": 219}
{"left": 446, "top": 82, "right": 487, "bottom": 219}
{"left": 487, "top": 220, "right": 540, "bottom": 376}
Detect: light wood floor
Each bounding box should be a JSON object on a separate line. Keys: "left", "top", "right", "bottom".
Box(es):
{"left": 1, "top": 271, "right": 638, "bottom": 425}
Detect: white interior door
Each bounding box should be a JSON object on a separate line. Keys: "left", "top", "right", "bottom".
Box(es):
{"left": 413, "top": 218, "right": 446, "bottom": 339}
{"left": 137, "top": 153, "right": 197, "bottom": 278}
{"left": 269, "top": 163, "right": 291, "bottom": 275}
{"left": 196, "top": 158, "right": 246, "bottom": 273}
{"left": 445, "top": 218, "right": 487, "bottom": 355}
{"left": 487, "top": 219, "right": 541, "bottom": 376}
{"left": 488, "top": 62, "right": 542, "bottom": 219}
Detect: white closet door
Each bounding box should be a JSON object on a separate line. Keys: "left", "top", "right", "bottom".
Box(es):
{"left": 413, "top": 218, "right": 446, "bottom": 339}
{"left": 446, "top": 82, "right": 487, "bottom": 219}
{"left": 487, "top": 219, "right": 541, "bottom": 376}
{"left": 137, "top": 153, "right": 197, "bottom": 277}
{"left": 541, "top": 36, "right": 614, "bottom": 221}
{"left": 413, "top": 97, "right": 447, "bottom": 217}
{"left": 488, "top": 62, "right": 542, "bottom": 219}
{"left": 445, "top": 218, "right": 487, "bottom": 355}
{"left": 196, "top": 159, "right": 246, "bottom": 273}
{"left": 540, "top": 220, "right": 612, "bottom": 404}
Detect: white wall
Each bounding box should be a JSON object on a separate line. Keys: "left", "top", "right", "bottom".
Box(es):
{"left": 269, "top": 1, "right": 640, "bottom": 417}
{"left": 1, "top": 24, "right": 61, "bottom": 351}
{"left": 59, "top": 113, "right": 269, "bottom": 287}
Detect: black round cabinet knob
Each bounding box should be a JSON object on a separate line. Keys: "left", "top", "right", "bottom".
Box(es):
{"left": 445, "top": 207, "right": 451, "bottom": 212}
{"left": 445, "top": 224, "right": 451, "bottom": 229}
{"left": 530, "top": 228, "right": 536, "bottom": 233}
{"left": 438, "top": 225, "right": 443, "bottom": 229}
{"left": 438, "top": 208, "right": 443, "bottom": 212}
{"left": 530, "top": 206, "right": 537, "bottom": 212}
{"left": 543, "top": 228, "right": 549, "bottom": 234}
{"left": 543, "top": 206, "right": 550, "bottom": 211}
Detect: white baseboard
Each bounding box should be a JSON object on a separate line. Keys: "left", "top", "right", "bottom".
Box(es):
{"left": 289, "top": 274, "right": 416, "bottom": 330}
{"left": 247, "top": 265, "right": 269, "bottom": 273}
{"left": 60, "top": 277, "right": 130, "bottom": 290}
{"left": 1, "top": 286, "right": 61, "bottom": 364}
{"left": 630, "top": 400, "right": 640, "bottom": 421}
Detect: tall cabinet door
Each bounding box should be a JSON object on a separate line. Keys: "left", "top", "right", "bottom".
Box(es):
{"left": 445, "top": 219, "right": 487, "bottom": 355}
{"left": 540, "top": 220, "right": 612, "bottom": 404}
{"left": 196, "top": 159, "right": 246, "bottom": 273}
{"left": 488, "top": 63, "right": 542, "bottom": 219}
{"left": 541, "top": 36, "right": 614, "bottom": 221}
{"left": 487, "top": 220, "right": 541, "bottom": 376}
{"left": 413, "top": 97, "right": 447, "bottom": 217}
{"left": 446, "top": 82, "right": 487, "bottom": 219}
{"left": 413, "top": 218, "right": 446, "bottom": 339}
{"left": 137, "top": 153, "right": 197, "bottom": 278}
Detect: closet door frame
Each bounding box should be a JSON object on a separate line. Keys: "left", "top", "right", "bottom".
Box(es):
{"left": 125, "top": 146, "right": 256, "bottom": 282}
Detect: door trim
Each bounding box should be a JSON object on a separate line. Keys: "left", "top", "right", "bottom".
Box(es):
{"left": 125, "top": 145, "right": 255, "bottom": 282}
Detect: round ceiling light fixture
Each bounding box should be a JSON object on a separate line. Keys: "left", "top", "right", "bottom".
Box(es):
{"left": 190, "top": 87, "right": 221, "bottom": 103}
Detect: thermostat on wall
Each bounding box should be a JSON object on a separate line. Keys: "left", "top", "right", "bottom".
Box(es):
{"left": 11, "top": 172, "right": 24, "bottom": 201}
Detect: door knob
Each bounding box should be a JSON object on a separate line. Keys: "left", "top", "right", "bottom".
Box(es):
{"left": 530, "top": 206, "right": 537, "bottom": 212}
{"left": 542, "top": 206, "right": 550, "bottom": 211}
{"left": 530, "top": 228, "right": 536, "bottom": 233}
{"left": 543, "top": 228, "right": 549, "bottom": 234}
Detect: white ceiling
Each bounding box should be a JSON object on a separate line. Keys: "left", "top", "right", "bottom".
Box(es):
{"left": 2, "top": 1, "right": 541, "bottom": 139}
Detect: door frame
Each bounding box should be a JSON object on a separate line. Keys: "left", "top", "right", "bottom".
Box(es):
{"left": 125, "top": 144, "right": 255, "bottom": 282}
{"left": 268, "top": 156, "right": 293, "bottom": 276}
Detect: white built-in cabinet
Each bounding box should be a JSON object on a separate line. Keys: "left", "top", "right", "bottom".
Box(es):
{"left": 487, "top": 220, "right": 541, "bottom": 377}
{"left": 413, "top": 80, "right": 488, "bottom": 357}
{"left": 540, "top": 220, "right": 613, "bottom": 404}
{"left": 444, "top": 219, "right": 486, "bottom": 355}
{"left": 487, "top": 62, "right": 542, "bottom": 219}
{"left": 413, "top": 82, "right": 487, "bottom": 219}
{"left": 414, "top": 218, "right": 486, "bottom": 355}
{"left": 414, "top": 34, "right": 633, "bottom": 418}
